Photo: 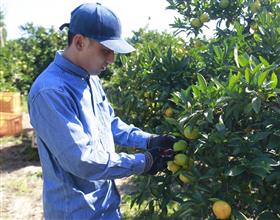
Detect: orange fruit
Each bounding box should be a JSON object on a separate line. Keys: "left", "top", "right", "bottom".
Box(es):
{"left": 212, "top": 200, "right": 232, "bottom": 219}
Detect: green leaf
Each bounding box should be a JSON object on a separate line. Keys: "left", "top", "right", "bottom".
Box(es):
{"left": 250, "top": 167, "right": 269, "bottom": 179}
{"left": 199, "top": 169, "right": 215, "bottom": 180}
{"left": 271, "top": 106, "right": 280, "bottom": 114}
{"left": 228, "top": 73, "right": 241, "bottom": 92}
{"left": 249, "top": 131, "right": 271, "bottom": 142}
{"left": 251, "top": 96, "right": 261, "bottom": 113}
{"left": 268, "top": 134, "right": 280, "bottom": 149}
{"left": 239, "top": 54, "right": 249, "bottom": 67}
{"left": 257, "top": 211, "right": 279, "bottom": 220}
{"left": 213, "top": 45, "right": 222, "bottom": 60}
{"left": 192, "top": 85, "right": 200, "bottom": 99}
{"left": 271, "top": 72, "right": 278, "bottom": 89}
{"left": 258, "top": 71, "right": 269, "bottom": 87}
{"left": 232, "top": 210, "right": 250, "bottom": 220}
{"left": 165, "top": 117, "right": 179, "bottom": 127}
{"left": 259, "top": 56, "right": 270, "bottom": 66}
{"left": 225, "top": 165, "right": 246, "bottom": 177}
{"left": 211, "top": 78, "right": 224, "bottom": 90}
{"left": 197, "top": 73, "right": 207, "bottom": 93}
{"left": 245, "top": 68, "right": 250, "bottom": 83}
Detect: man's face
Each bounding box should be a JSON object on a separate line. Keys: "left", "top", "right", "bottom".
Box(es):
{"left": 78, "top": 37, "right": 115, "bottom": 75}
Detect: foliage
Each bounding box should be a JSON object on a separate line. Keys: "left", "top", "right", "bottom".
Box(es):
{"left": 104, "top": 29, "right": 198, "bottom": 132}
{"left": 0, "top": 23, "right": 67, "bottom": 94}
{"left": 0, "top": 1, "right": 279, "bottom": 218}
{"left": 103, "top": 1, "right": 280, "bottom": 219}
{"left": 166, "top": 54, "right": 280, "bottom": 219}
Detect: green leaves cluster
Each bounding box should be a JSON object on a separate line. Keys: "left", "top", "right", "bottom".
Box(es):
{"left": 104, "top": 29, "right": 198, "bottom": 132}
{"left": 110, "top": 1, "right": 280, "bottom": 219}
{"left": 168, "top": 54, "right": 280, "bottom": 219}
{"left": 0, "top": 23, "right": 67, "bottom": 94}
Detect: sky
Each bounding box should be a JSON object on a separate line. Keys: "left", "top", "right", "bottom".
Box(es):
{"left": 0, "top": 0, "right": 182, "bottom": 40}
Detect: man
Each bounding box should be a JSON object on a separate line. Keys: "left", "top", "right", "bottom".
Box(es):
{"left": 28, "top": 3, "right": 175, "bottom": 220}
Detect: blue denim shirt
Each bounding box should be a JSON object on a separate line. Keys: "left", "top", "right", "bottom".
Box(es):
{"left": 28, "top": 51, "right": 151, "bottom": 220}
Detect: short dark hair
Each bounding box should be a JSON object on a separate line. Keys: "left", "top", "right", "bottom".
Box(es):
{"left": 67, "top": 31, "right": 75, "bottom": 46}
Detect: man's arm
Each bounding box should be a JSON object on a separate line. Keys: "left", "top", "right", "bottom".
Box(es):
{"left": 108, "top": 101, "right": 177, "bottom": 150}
{"left": 108, "top": 103, "right": 152, "bottom": 150}
{"left": 28, "top": 89, "right": 147, "bottom": 180}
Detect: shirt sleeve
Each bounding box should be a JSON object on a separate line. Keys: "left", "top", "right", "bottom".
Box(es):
{"left": 108, "top": 103, "right": 152, "bottom": 150}
{"left": 28, "top": 88, "right": 146, "bottom": 181}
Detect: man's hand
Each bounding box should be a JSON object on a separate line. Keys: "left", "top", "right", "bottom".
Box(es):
{"left": 144, "top": 147, "right": 174, "bottom": 175}
{"left": 147, "top": 134, "right": 177, "bottom": 149}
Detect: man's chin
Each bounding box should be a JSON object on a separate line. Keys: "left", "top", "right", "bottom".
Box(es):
{"left": 90, "top": 70, "right": 102, "bottom": 76}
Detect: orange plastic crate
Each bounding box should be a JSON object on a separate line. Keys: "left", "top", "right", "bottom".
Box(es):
{"left": 0, "top": 112, "right": 22, "bottom": 137}
{"left": 0, "top": 92, "right": 21, "bottom": 113}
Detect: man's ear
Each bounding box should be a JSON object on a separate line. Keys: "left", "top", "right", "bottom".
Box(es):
{"left": 72, "top": 34, "right": 85, "bottom": 51}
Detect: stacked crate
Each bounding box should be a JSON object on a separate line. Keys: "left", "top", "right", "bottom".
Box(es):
{"left": 0, "top": 92, "right": 22, "bottom": 137}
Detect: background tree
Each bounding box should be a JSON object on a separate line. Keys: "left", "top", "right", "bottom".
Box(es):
{"left": 0, "top": 9, "right": 7, "bottom": 47}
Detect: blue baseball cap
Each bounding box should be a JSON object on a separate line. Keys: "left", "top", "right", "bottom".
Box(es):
{"left": 59, "top": 3, "right": 135, "bottom": 54}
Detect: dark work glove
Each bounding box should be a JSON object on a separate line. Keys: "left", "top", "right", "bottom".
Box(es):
{"left": 144, "top": 147, "right": 174, "bottom": 175}
{"left": 147, "top": 134, "right": 177, "bottom": 149}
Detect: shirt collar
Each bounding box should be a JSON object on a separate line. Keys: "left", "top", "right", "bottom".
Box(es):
{"left": 54, "top": 50, "right": 90, "bottom": 79}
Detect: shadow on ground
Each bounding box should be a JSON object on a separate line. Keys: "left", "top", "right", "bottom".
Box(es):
{"left": 0, "top": 134, "right": 40, "bottom": 172}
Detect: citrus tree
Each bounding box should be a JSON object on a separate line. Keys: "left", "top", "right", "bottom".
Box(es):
{"left": 106, "top": 1, "right": 280, "bottom": 219}
{"left": 165, "top": 54, "right": 279, "bottom": 219}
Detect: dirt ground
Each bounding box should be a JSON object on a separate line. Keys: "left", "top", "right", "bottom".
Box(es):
{"left": 0, "top": 113, "right": 135, "bottom": 220}
{"left": 0, "top": 138, "right": 43, "bottom": 220}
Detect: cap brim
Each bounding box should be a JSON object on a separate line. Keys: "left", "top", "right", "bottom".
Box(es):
{"left": 100, "top": 39, "right": 135, "bottom": 54}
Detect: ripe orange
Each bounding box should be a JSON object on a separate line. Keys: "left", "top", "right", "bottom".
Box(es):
{"left": 212, "top": 200, "right": 232, "bottom": 219}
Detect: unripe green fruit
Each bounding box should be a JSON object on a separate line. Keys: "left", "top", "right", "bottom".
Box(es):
{"left": 250, "top": 1, "right": 261, "bottom": 13}
{"left": 174, "top": 154, "right": 188, "bottom": 166}
{"left": 165, "top": 107, "right": 173, "bottom": 117}
{"left": 173, "top": 140, "right": 188, "bottom": 152}
{"left": 219, "top": 0, "right": 229, "bottom": 9}
{"left": 179, "top": 174, "right": 191, "bottom": 184}
{"left": 184, "top": 126, "right": 199, "bottom": 140}
{"left": 200, "top": 13, "right": 209, "bottom": 23}
{"left": 191, "top": 18, "right": 202, "bottom": 28}
{"left": 167, "top": 161, "right": 180, "bottom": 174}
